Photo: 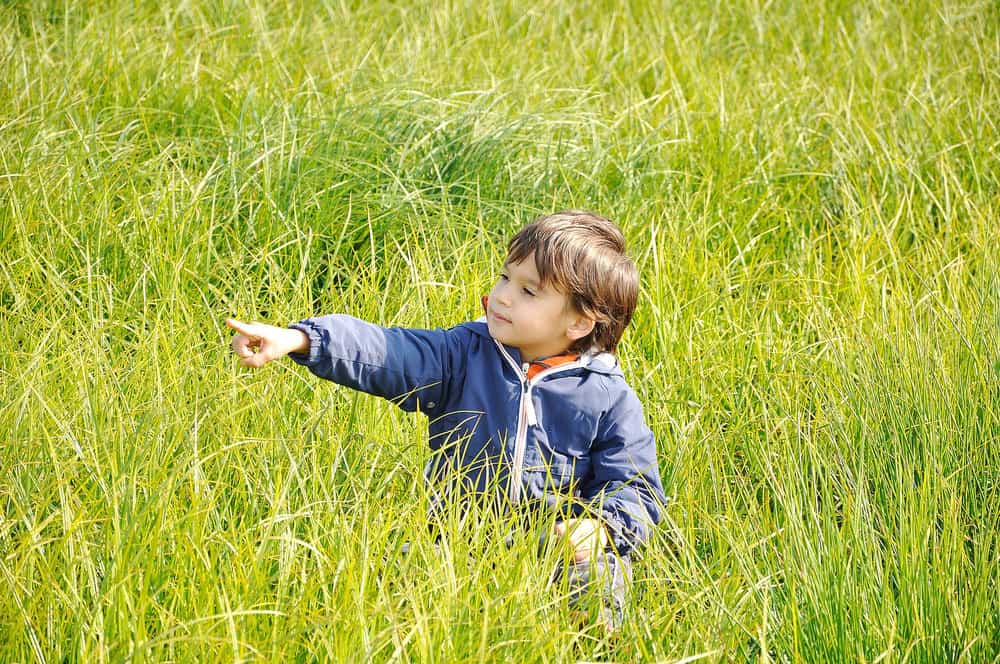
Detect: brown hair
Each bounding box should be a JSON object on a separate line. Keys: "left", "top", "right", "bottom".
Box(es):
{"left": 506, "top": 210, "right": 638, "bottom": 354}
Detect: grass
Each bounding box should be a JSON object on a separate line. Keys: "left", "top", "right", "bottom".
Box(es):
{"left": 1, "top": 0, "right": 998, "bottom": 661}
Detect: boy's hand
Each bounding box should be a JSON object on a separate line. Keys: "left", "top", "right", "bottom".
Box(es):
{"left": 553, "top": 518, "right": 608, "bottom": 562}
{"left": 226, "top": 318, "right": 309, "bottom": 368}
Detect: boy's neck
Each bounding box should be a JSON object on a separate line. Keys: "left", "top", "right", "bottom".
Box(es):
{"left": 520, "top": 347, "right": 577, "bottom": 363}
{"left": 519, "top": 348, "right": 580, "bottom": 380}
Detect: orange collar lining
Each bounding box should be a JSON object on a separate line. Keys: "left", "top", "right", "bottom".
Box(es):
{"left": 526, "top": 352, "right": 580, "bottom": 380}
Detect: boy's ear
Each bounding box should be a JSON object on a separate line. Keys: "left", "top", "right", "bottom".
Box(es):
{"left": 566, "top": 314, "right": 596, "bottom": 342}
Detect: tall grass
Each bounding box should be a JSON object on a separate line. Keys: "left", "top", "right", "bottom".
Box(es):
{"left": 2, "top": 0, "right": 998, "bottom": 661}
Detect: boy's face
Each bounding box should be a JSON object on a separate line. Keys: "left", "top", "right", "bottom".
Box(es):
{"left": 486, "top": 254, "right": 594, "bottom": 362}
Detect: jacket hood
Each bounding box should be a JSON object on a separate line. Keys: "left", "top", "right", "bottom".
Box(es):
{"left": 463, "top": 319, "right": 623, "bottom": 377}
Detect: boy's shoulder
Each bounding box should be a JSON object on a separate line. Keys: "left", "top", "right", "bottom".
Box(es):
{"left": 582, "top": 351, "right": 626, "bottom": 378}
{"left": 454, "top": 319, "right": 490, "bottom": 338}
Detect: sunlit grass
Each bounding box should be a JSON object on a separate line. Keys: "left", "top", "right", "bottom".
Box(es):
{"left": 2, "top": 0, "right": 998, "bottom": 661}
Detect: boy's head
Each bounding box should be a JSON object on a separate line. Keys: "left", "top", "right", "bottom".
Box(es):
{"left": 486, "top": 210, "right": 638, "bottom": 360}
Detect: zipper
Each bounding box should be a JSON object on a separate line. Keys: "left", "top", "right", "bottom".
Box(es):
{"left": 493, "top": 340, "right": 589, "bottom": 504}
{"left": 510, "top": 363, "right": 530, "bottom": 504}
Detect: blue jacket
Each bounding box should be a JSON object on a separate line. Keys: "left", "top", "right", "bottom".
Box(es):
{"left": 289, "top": 314, "right": 666, "bottom": 556}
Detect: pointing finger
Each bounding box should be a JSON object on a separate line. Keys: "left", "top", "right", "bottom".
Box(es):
{"left": 225, "top": 318, "right": 258, "bottom": 337}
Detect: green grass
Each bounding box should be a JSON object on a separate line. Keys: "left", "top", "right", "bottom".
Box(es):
{"left": 2, "top": 0, "right": 998, "bottom": 661}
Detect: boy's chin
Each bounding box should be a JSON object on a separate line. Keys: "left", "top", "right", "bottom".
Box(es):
{"left": 486, "top": 322, "right": 517, "bottom": 346}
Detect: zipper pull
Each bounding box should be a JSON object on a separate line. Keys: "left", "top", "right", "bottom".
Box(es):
{"left": 520, "top": 363, "right": 538, "bottom": 426}
{"left": 525, "top": 393, "right": 537, "bottom": 427}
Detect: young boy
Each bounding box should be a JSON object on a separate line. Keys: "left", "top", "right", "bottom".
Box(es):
{"left": 227, "top": 210, "right": 666, "bottom": 628}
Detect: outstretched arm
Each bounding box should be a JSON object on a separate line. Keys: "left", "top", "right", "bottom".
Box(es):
{"left": 226, "top": 318, "right": 309, "bottom": 368}
{"left": 242, "top": 314, "right": 460, "bottom": 414}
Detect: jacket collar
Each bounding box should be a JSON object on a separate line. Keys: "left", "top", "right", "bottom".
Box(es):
{"left": 525, "top": 351, "right": 579, "bottom": 380}
{"left": 465, "top": 319, "right": 621, "bottom": 376}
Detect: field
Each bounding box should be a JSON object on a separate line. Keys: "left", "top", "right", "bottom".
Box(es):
{"left": 2, "top": 0, "right": 998, "bottom": 661}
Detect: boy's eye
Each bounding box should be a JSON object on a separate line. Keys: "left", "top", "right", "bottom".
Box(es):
{"left": 499, "top": 273, "right": 509, "bottom": 281}
{"left": 522, "top": 287, "right": 535, "bottom": 297}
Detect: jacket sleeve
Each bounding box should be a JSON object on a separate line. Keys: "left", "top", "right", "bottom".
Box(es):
{"left": 287, "top": 314, "right": 458, "bottom": 414}
{"left": 576, "top": 386, "right": 667, "bottom": 557}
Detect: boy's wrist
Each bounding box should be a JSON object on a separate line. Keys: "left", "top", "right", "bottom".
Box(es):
{"left": 287, "top": 328, "right": 309, "bottom": 354}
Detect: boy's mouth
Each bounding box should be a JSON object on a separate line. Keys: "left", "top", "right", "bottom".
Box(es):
{"left": 490, "top": 310, "right": 512, "bottom": 324}
{"left": 483, "top": 297, "right": 511, "bottom": 325}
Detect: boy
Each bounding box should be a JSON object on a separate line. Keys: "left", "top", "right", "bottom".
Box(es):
{"left": 227, "top": 210, "right": 666, "bottom": 629}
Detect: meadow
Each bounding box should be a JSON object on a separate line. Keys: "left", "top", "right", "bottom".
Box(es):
{"left": 2, "top": 0, "right": 998, "bottom": 661}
